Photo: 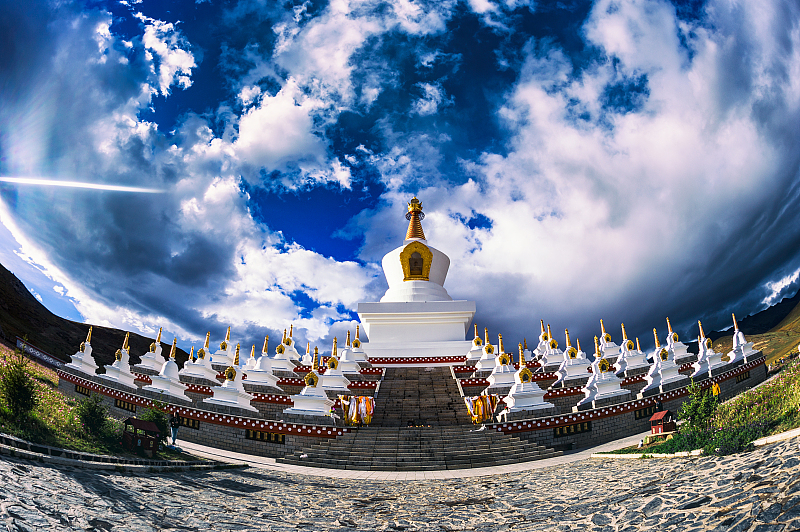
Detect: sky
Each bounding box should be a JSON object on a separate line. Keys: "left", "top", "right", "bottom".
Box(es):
{"left": 1, "top": 0, "right": 800, "bottom": 358}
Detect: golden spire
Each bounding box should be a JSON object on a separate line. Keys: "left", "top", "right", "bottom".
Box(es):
{"left": 547, "top": 324, "right": 553, "bottom": 341}
{"left": 86, "top": 326, "right": 93, "bottom": 344}
{"left": 169, "top": 337, "right": 177, "bottom": 359}
{"left": 474, "top": 323, "right": 479, "bottom": 338}
{"left": 565, "top": 329, "right": 572, "bottom": 347}
{"left": 698, "top": 320, "right": 706, "bottom": 339}
{"left": 732, "top": 312, "right": 739, "bottom": 330}
{"left": 653, "top": 328, "right": 661, "bottom": 348}
{"left": 249, "top": 345, "right": 256, "bottom": 359}
{"left": 498, "top": 334, "right": 504, "bottom": 354}
{"left": 356, "top": 324, "right": 360, "bottom": 340}
{"left": 484, "top": 327, "right": 489, "bottom": 347}
{"left": 346, "top": 330, "right": 351, "bottom": 347}
{"left": 540, "top": 320, "right": 546, "bottom": 335}
{"left": 289, "top": 324, "right": 293, "bottom": 338}
{"left": 312, "top": 346, "right": 319, "bottom": 370}
{"left": 332, "top": 337, "right": 338, "bottom": 359}
{"left": 600, "top": 319, "right": 607, "bottom": 336}
{"left": 262, "top": 335, "right": 269, "bottom": 354}
{"left": 523, "top": 338, "right": 528, "bottom": 350}
{"left": 666, "top": 317, "right": 674, "bottom": 334}
{"left": 518, "top": 343, "right": 525, "bottom": 365}
{"left": 306, "top": 342, "right": 311, "bottom": 358}
{"left": 122, "top": 332, "right": 130, "bottom": 351}
{"left": 636, "top": 337, "right": 641, "bottom": 352}
{"left": 234, "top": 343, "right": 240, "bottom": 366}
{"left": 576, "top": 338, "right": 582, "bottom": 352}
{"left": 203, "top": 332, "right": 210, "bottom": 349}
{"left": 225, "top": 326, "right": 231, "bottom": 342}
{"left": 189, "top": 346, "right": 194, "bottom": 361}
{"left": 594, "top": 336, "right": 601, "bottom": 356}
{"left": 405, "top": 197, "right": 426, "bottom": 240}
{"left": 621, "top": 323, "right": 628, "bottom": 340}
{"left": 282, "top": 329, "right": 287, "bottom": 343}
{"left": 156, "top": 327, "right": 162, "bottom": 343}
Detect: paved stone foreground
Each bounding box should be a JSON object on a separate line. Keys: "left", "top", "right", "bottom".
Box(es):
{"left": 1, "top": 438, "right": 799, "bottom": 532}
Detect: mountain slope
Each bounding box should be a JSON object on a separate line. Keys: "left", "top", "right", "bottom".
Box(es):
{"left": 0, "top": 262, "right": 189, "bottom": 369}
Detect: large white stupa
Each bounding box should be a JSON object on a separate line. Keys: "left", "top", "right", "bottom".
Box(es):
{"left": 356, "top": 198, "right": 475, "bottom": 365}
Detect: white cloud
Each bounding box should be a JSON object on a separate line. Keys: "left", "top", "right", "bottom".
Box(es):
{"left": 411, "top": 82, "right": 452, "bottom": 116}
{"left": 136, "top": 13, "right": 197, "bottom": 95}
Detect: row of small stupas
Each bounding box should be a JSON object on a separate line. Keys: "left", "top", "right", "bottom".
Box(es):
{"left": 64, "top": 309, "right": 758, "bottom": 421}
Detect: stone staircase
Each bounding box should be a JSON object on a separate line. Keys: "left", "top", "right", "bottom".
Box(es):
{"left": 371, "top": 367, "right": 472, "bottom": 427}
{"left": 277, "top": 426, "right": 562, "bottom": 471}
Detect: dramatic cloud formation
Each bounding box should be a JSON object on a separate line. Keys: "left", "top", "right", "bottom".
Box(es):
{"left": 1, "top": 0, "right": 799, "bottom": 356}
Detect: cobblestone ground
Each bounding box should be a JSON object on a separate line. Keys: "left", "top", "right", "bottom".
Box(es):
{"left": 2, "top": 438, "right": 799, "bottom": 532}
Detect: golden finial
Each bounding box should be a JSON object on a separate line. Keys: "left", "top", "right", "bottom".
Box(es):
{"left": 306, "top": 342, "right": 310, "bottom": 357}
{"left": 732, "top": 313, "right": 739, "bottom": 330}
{"left": 156, "top": 327, "right": 162, "bottom": 343}
{"left": 621, "top": 323, "right": 628, "bottom": 340}
{"left": 332, "top": 337, "right": 338, "bottom": 359}
{"left": 289, "top": 324, "right": 293, "bottom": 338}
{"left": 547, "top": 324, "right": 552, "bottom": 340}
{"left": 523, "top": 338, "right": 528, "bottom": 350}
{"left": 86, "top": 326, "right": 93, "bottom": 344}
{"left": 249, "top": 345, "right": 256, "bottom": 359}
{"left": 169, "top": 337, "right": 177, "bottom": 359}
{"left": 698, "top": 320, "right": 706, "bottom": 339}
{"left": 576, "top": 338, "right": 582, "bottom": 352}
{"left": 405, "top": 197, "right": 426, "bottom": 240}
{"left": 262, "top": 335, "right": 269, "bottom": 354}
{"left": 282, "top": 329, "right": 287, "bottom": 343}
{"left": 346, "top": 330, "right": 351, "bottom": 347}
{"left": 518, "top": 343, "right": 525, "bottom": 365}
{"left": 653, "top": 328, "right": 661, "bottom": 348}
{"left": 594, "top": 335, "right": 601, "bottom": 356}
{"left": 353, "top": 325, "right": 361, "bottom": 348}
{"left": 565, "top": 329, "right": 572, "bottom": 347}
{"left": 203, "top": 332, "right": 210, "bottom": 349}
{"left": 474, "top": 323, "right": 479, "bottom": 338}
{"left": 189, "top": 346, "right": 194, "bottom": 361}
{"left": 312, "top": 346, "right": 319, "bottom": 370}
{"left": 234, "top": 343, "right": 240, "bottom": 366}
{"left": 636, "top": 337, "right": 641, "bottom": 352}
{"left": 356, "top": 324, "right": 360, "bottom": 339}
{"left": 484, "top": 327, "right": 489, "bottom": 347}
{"left": 122, "top": 332, "right": 130, "bottom": 351}
{"left": 540, "top": 320, "right": 545, "bottom": 334}
{"left": 498, "top": 334, "right": 504, "bottom": 354}
{"left": 666, "top": 317, "right": 674, "bottom": 334}
{"left": 225, "top": 326, "right": 231, "bottom": 341}
{"left": 600, "top": 319, "right": 607, "bottom": 336}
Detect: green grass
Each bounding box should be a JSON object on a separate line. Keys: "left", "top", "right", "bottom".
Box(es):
{"left": 0, "top": 343, "right": 193, "bottom": 460}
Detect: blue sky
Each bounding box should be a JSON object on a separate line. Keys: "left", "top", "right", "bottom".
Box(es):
{"left": 1, "top": 0, "right": 800, "bottom": 356}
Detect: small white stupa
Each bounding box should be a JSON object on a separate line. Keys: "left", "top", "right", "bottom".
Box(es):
{"left": 320, "top": 337, "right": 352, "bottom": 393}
{"left": 179, "top": 332, "right": 220, "bottom": 384}
{"left": 244, "top": 336, "right": 281, "bottom": 388}
{"left": 640, "top": 327, "right": 689, "bottom": 397}
{"left": 727, "top": 313, "right": 759, "bottom": 364}
{"left": 142, "top": 338, "right": 190, "bottom": 401}
{"left": 283, "top": 347, "right": 335, "bottom": 418}
{"left": 272, "top": 328, "right": 301, "bottom": 375}
{"left": 475, "top": 328, "right": 498, "bottom": 374}
{"left": 614, "top": 324, "right": 650, "bottom": 377}
{"left": 692, "top": 320, "right": 726, "bottom": 378}
{"left": 465, "top": 324, "right": 485, "bottom": 365}
{"left": 503, "top": 343, "right": 553, "bottom": 417}
{"left": 133, "top": 327, "right": 165, "bottom": 374}
{"left": 300, "top": 341, "right": 313, "bottom": 366}
{"left": 540, "top": 324, "right": 564, "bottom": 370}
{"left": 665, "top": 317, "right": 692, "bottom": 364}
{"left": 486, "top": 334, "right": 517, "bottom": 394}
{"left": 211, "top": 326, "right": 235, "bottom": 370}
{"left": 552, "top": 330, "right": 592, "bottom": 388}
{"left": 100, "top": 332, "right": 137, "bottom": 389}
{"left": 336, "top": 330, "right": 363, "bottom": 374}
{"left": 598, "top": 319, "right": 620, "bottom": 363}
{"left": 348, "top": 325, "right": 369, "bottom": 364}
{"left": 66, "top": 327, "right": 99, "bottom": 376}
{"left": 203, "top": 343, "right": 257, "bottom": 412}
{"left": 576, "top": 336, "right": 630, "bottom": 410}
{"left": 243, "top": 342, "right": 258, "bottom": 371}
{"left": 532, "top": 320, "right": 549, "bottom": 362}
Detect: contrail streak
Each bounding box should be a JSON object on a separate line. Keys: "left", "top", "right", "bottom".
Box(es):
{"left": 0, "top": 177, "right": 165, "bottom": 193}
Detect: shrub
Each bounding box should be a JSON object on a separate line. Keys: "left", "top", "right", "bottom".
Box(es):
{"left": 0, "top": 351, "right": 38, "bottom": 417}
{"left": 138, "top": 403, "right": 169, "bottom": 444}
{"left": 76, "top": 394, "right": 107, "bottom": 436}
{"left": 679, "top": 379, "right": 717, "bottom": 430}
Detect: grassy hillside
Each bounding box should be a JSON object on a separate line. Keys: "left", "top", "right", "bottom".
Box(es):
{"left": 0, "top": 262, "right": 189, "bottom": 369}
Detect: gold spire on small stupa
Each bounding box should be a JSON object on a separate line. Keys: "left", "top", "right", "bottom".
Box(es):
{"left": 519, "top": 343, "right": 525, "bottom": 365}
{"left": 484, "top": 327, "right": 489, "bottom": 347}
{"left": 732, "top": 313, "right": 739, "bottom": 330}
{"left": 312, "top": 346, "right": 319, "bottom": 370}
{"left": 565, "top": 329, "right": 572, "bottom": 347}
{"left": 405, "top": 197, "right": 426, "bottom": 240}
{"left": 667, "top": 317, "right": 674, "bottom": 334}
{"left": 621, "top": 323, "right": 628, "bottom": 340}
{"left": 249, "top": 344, "right": 256, "bottom": 360}
{"left": 346, "top": 330, "right": 352, "bottom": 347}
{"left": 540, "top": 320, "right": 546, "bottom": 338}
{"left": 698, "top": 320, "right": 706, "bottom": 339}
{"left": 356, "top": 324, "right": 360, "bottom": 340}
{"left": 636, "top": 337, "right": 641, "bottom": 351}
{"left": 282, "top": 329, "right": 287, "bottom": 343}
{"left": 289, "top": 324, "right": 293, "bottom": 338}
{"left": 600, "top": 319, "right": 607, "bottom": 336}
{"left": 203, "top": 332, "right": 210, "bottom": 349}
{"left": 156, "top": 327, "right": 162, "bottom": 343}
{"left": 122, "top": 332, "right": 130, "bottom": 351}
{"left": 234, "top": 343, "right": 240, "bottom": 366}
{"left": 169, "top": 338, "right": 177, "bottom": 359}
{"left": 86, "top": 326, "right": 93, "bottom": 344}
{"left": 306, "top": 342, "right": 310, "bottom": 358}
{"left": 576, "top": 338, "right": 582, "bottom": 352}
{"left": 474, "top": 323, "right": 479, "bottom": 338}
{"left": 352, "top": 325, "right": 361, "bottom": 348}
{"left": 262, "top": 335, "right": 269, "bottom": 354}
{"left": 332, "top": 337, "right": 338, "bottom": 359}
{"left": 189, "top": 346, "right": 194, "bottom": 361}
{"left": 498, "top": 334, "right": 504, "bottom": 354}
{"left": 523, "top": 338, "right": 528, "bottom": 350}
{"left": 594, "top": 335, "right": 601, "bottom": 356}
{"left": 653, "top": 328, "right": 661, "bottom": 348}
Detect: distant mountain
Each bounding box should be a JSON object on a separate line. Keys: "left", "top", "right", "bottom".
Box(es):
{"left": 0, "top": 261, "right": 189, "bottom": 369}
